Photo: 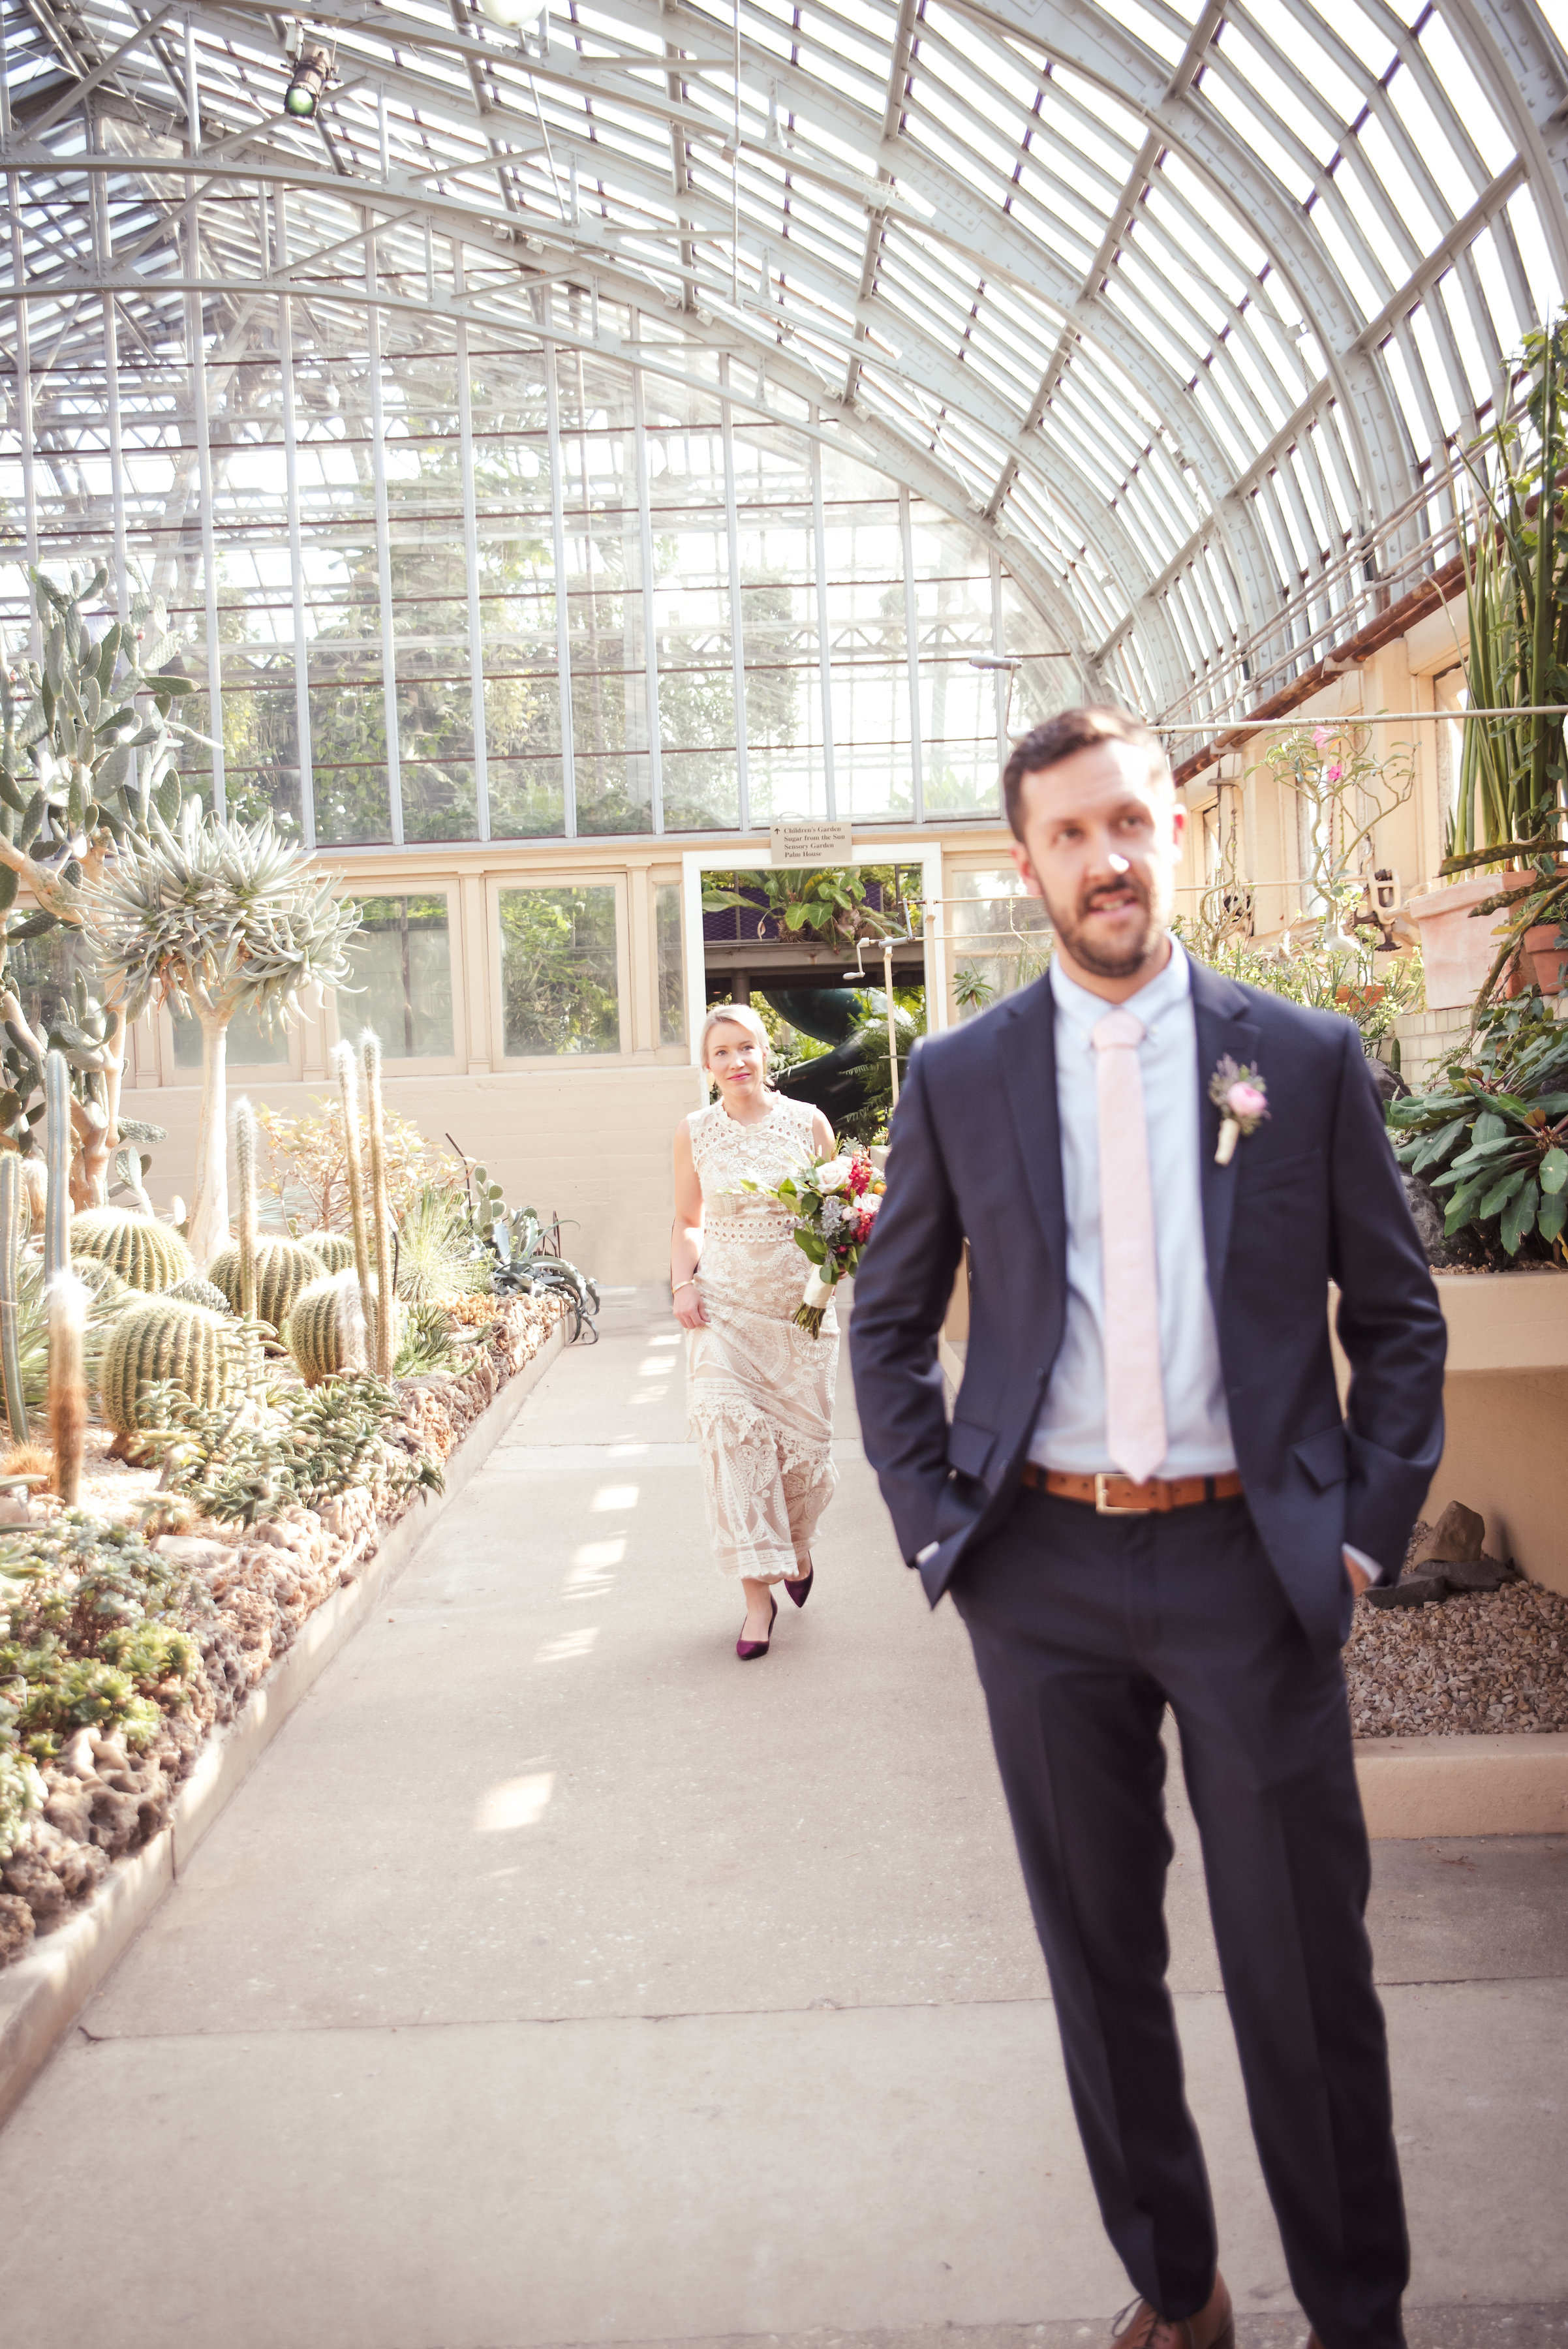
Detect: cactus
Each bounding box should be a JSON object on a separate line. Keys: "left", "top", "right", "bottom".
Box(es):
{"left": 361, "top": 1032, "right": 397, "bottom": 1379}
{"left": 284, "top": 1269, "right": 385, "bottom": 1385}
{"left": 333, "top": 1043, "right": 377, "bottom": 1368}
{"left": 166, "top": 1274, "right": 236, "bottom": 1315}
{"left": 44, "top": 1050, "right": 70, "bottom": 1283}
{"left": 99, "top": 1296, "right": 250, "bottom": 1437}
{"left": 205, "top": 1236, "right": 318, "bottom": 1334}
{"left": 69, "top": 1255, "right": 129, "bottom": 1308}
{"left": 298, "top": 1230, "right": 356, "bottom": 1274}
{"left": 0, "top": 1154, "right": 26, "bottom": 1447}
{"left": 234, "top": 1096, "right": 258, "bottom": 1321}
{"left": 48, "top": 1272, "right": 86, "bottom": 1503}
{"left": 69, "top": 1207, "right": 193, "bottom": 1293}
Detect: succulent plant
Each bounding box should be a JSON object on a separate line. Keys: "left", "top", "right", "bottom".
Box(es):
{"left": 298, "top": 1229, "right": 356, "bottom": 1274}
{"left": 164, "top": 1274, "right": 234, "bottom": 1316}
{"left": 69, "top": 1206, "right": 192, "bottom": 1293}
{"left": 205, "top": 1236, "right": 317, "bottom": 1335}
{"left": 361, "top": 1034, "right": 397, "bottom": 1379}
{"left": 98, "top": 1296, "right": 251, "bottom": 1436}
{"left": 284, "top": 1268, "right": 401, "bottom": 1386}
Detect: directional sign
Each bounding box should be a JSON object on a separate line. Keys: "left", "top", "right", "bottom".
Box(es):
{"left": 768, "top": 820, "right": 854, "bottom": 866}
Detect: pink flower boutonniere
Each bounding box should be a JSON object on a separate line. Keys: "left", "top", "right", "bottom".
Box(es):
{"left": 1208, "top": 1055, "right": 1268, "bottom": 1165}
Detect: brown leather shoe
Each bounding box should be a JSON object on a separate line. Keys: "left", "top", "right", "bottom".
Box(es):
{"left": 1111, "top": 2272, "right": 1235, "bottom": 2349}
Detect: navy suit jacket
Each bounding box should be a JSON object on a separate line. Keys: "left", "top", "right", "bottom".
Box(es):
{"left": 848, "top": 955, "right": 1448, "bottom": 1656}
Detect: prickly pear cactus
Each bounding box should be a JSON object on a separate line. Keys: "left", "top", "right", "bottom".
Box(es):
{"left": 298, "top": 1230, "right": 356, "bottom": 1274}
{"left": 206, "top": 1236, "right": 318, "bottom": 1334}
{"left": 98, "top": 1295, "right": 249, "bottom": 1436}
{"left": 69, "top": 1207, "right": 192, "bottom": 1293}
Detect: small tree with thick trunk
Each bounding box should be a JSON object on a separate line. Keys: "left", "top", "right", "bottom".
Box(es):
{"left": 89, "top": 803, "right": 359, "bottom": 1267}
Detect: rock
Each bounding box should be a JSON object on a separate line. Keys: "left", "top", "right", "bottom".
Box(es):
{"left": 1414, "top": 1501, "right": 1486, "bottom": 1567}
{"left": 153, "top": 1535, "right": 233, "bottom": 1572}
{"left": 0, "top": 1892, "right": 35, "bottom": 1963}
{"left": 0, "top": 1494, "right": 31, "bottom": 1526}
{"left": 1441, "top": 1554, "right": 1513, "bottom": 1593}
{"left": 1366, "top": 1571, "right": 1451, "bottom": 1608}
{"left": 1400, "top": 1170, "right": 1449, "bottom": 1261}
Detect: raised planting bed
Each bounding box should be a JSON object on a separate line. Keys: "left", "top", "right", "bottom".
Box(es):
{"left": 0, "top": 1290, "right": 568, "bottom": 2106}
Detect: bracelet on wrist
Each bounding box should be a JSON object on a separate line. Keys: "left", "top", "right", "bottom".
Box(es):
{"left": 672, "top": 1277, "right": 697, "bottom": 1294}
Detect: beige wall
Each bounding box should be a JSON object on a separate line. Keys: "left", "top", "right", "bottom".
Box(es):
{"left": 115, "top": 824, "right": 1009, "bottom": 1286}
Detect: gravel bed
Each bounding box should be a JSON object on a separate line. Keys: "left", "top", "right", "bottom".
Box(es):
{"left": 1346, "top": 1524, "right": 1568, "bottom": 1736}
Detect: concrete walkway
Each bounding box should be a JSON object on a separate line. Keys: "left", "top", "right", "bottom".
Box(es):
{"left": 1, "top": 1290, "right": 1565, "bottom": 2349}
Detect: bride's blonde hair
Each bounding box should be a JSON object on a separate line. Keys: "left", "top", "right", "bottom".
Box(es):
{"left": 700, "top": 1002, "right": 774, "bottom": 1096}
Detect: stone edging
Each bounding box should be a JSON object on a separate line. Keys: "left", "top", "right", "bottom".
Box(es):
{"left": 0, "top": 1320, "right": 566, "bottom": 2132}
{"left": 1356, "top": 1728, "right": 1568, "bottom": 1838}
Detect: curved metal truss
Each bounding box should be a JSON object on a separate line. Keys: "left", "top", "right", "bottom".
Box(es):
{"left": 3, "top": 0, "right": 1567, "bottom": 744}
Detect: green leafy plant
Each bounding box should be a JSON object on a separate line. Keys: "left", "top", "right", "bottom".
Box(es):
{"left": 1182, "top": 917, "right": 1423, "bottom": 1051}
{"left": 0, "top": 1514, "right": 202, "bottom": 1762}
{"left": 448, "top": 1146, "right": 599, "bottom": 1338}
{"left": 136, "top": 1375, "right": 442, "bottom": 1528}
{"left": 1248, "top": 726, "right": 1417, "bottom": 933}
{"left": 700, "top": 863, "right": 919, "bottom": 953}
{"left": 1387, "top": 993, "right": 1568, "bottom": 1260}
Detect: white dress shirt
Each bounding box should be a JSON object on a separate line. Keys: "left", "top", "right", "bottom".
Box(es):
{"left": 1030, "top": 939, "right": 1236, "bottom": 1478}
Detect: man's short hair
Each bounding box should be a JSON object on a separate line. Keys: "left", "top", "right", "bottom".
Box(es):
{"left": 1001, "top": 705, "right": 1171, "bottom": 840}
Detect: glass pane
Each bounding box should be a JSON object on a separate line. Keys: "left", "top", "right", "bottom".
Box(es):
{"left": 499, "top": 885, "right": 621, "bottom": 1056}
{"left": 489, "top": 762, "right": 566, "bottom": 839}
{"left": 172, "top": 1001, "right": 290, "bottom": 1069}
{"left": 947, "top": 868, "right": 1053, "bottom": 1016}
{"left": 402, "top": 761, "right": 479, "bottom": 843}
{"left": 655, "top": 882, "right": 686, "bottom": 1046}
{"left": 340, "top": 895, "right": 454, "bottom": 1060}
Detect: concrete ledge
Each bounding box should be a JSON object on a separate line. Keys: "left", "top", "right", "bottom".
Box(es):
{"left": 1355, "top": 1730, "right": 1568, "bottom": 1839}
{"left": 0, "top": 1321, "right": 566, "bottom": 2130}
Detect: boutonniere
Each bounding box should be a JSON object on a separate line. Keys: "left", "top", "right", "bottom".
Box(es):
{"left": 1208, "top": 1056, "right": 1268, "bottom": 1165}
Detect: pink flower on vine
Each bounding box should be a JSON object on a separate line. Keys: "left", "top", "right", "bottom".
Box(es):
{"left": 1313, "top": 724, "right": 1331, "bottom": 748}
{"left": 1325, "top": 763, "right": 1343, "bottom": 783}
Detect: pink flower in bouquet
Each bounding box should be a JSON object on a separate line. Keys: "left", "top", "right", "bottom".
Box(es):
{"left": 1227, "top": 1080, "right": 1267, "bottom": 1121}
{"left": 848, "top": 1154, "right": 870, "bottom": 1197}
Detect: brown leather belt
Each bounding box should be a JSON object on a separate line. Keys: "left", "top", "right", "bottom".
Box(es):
{"left": 1020, "top": 1462, "right": 1245, "bottom": 1515}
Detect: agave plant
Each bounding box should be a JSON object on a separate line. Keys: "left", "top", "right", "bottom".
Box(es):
{"left": 88, "top": 803, "right": 360, "bottom": 1265}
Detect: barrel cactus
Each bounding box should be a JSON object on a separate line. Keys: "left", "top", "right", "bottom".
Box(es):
{"left": 206, "top": 1236, "right": 318, "bottom": 1334}
{"left": 299, "top": 1229, "right": 356, "bottom": 1274}
{"left": 286, "top": 1270, "right": 400, "bottom": 1385}
{"left": 99, "top": 1297, "right": 251, "bottom": 1436}
{"left": 70, "top": 1208, "right": 192, "bottom": 1294}
{"left": 166, "top": 1274, "right": 234, "bottom": 1316}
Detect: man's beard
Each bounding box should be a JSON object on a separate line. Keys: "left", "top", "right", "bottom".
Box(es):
{"left": 1043, "top": 873, "right": 1164, "bottom": 980}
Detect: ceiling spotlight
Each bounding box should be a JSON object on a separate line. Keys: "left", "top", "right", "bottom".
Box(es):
{"left": 284, "top": 42, "right": 333, "bottom": 119}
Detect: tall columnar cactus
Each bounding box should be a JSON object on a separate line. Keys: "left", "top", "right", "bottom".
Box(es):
{"left": 99, "top": 1297, "right": 248, "bottom": 1437}
{"left": 206, "top": 1236, "right": 317, "bottom": 1335}
{"left": 361, "top": 1032, "right": 396, "bottom": 1379}
{"left": 299, "top": 1230, "right": 356, "bottom": 1274}
{"left": 69, "top": 1207, "right": 192, "bottom": 1293}
{"left": 44, "top": 1050, "right": 70, "bottom": 1286}
{"left": 0, "top": 1152, "right": 26, "bottom": 1447}
{"left": 44, "top": 1051, "right": 85, "bottom": 1501}
{"left": 234, "top": 1095, "right": 258, "bottom": 1323}
{"left": 49, "top": 1273, "right": 86, "bottom": 1504}
{"left": 333, "top": 1043, "right": 376, "bottom": 1368}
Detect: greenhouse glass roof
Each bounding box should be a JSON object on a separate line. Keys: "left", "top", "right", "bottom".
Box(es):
{"left": 3, "top": 0, "right": 1567, "bottom": 748}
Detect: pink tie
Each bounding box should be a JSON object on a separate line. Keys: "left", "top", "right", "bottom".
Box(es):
{"left": 1092, "top": 1008, "right": 1167, "bottom": 1485}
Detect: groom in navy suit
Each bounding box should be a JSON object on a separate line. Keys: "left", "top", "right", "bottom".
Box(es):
{"left": 850, "top": 708, "right": 1446, "bottom": 2349}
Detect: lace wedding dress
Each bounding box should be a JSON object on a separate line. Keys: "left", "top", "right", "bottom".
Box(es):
{"left": 686, "top": 1093, "right": 838, "bottom": 1582}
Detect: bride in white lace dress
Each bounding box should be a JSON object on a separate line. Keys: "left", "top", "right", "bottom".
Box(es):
{"left": 671, "top": 1004, "right": 838, "bottom": 1661}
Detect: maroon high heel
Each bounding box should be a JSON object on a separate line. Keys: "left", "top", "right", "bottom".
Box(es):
{"left": 736, "top": 1593, "right": 777, "bottom": 1661}
{"left": 784, "top": 1561, "right": 814, "bottom": 1608}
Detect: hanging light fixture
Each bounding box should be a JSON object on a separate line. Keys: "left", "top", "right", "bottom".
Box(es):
{"left": 284, "top": 40, "right": 333, "bottom": 119}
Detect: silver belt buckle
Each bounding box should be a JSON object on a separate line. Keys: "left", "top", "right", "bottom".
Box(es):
{"left": 1096, "top": 1471, "right": 1153, "bottom": 1516}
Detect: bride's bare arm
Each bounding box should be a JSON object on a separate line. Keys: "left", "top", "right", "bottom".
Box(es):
{"left": 810, "top": 1109, "right": 835, "bottom": 1159}
{"left": 671, "top": 1120, "right": 707, "bottom": 1328}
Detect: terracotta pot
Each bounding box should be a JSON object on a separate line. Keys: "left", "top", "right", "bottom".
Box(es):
{"left": 1405, "top": 873, "right": 1533, "bottom": 1009}
{"left": 1524, "top": 921, "right": 1568, "bottom": 996}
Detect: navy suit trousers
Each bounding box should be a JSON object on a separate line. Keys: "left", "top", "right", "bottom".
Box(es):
{"left": 952, "top": 1486, "right": 1407, "bottom": 2349}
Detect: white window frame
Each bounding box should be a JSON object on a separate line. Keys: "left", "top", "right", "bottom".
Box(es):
{"left": 489, "top": 870, "right": 631, "bottom": 1065}
{"left": 678, "top": 841, "right": 948, "bottom": 1066}
{"left": 329, "top": 885, "right": 465, "bottom": 1073}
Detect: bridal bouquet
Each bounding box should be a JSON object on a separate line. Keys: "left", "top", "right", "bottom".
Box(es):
{"left": 743, "top": 1148, "right": 885, "bottom": 1336}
